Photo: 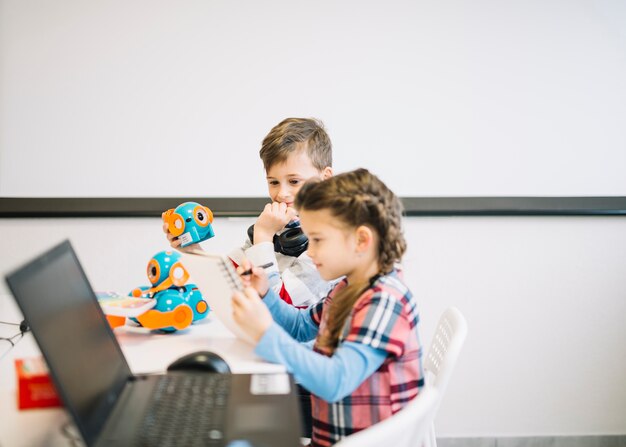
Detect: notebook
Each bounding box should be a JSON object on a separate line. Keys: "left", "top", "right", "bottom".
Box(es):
{"left": 5, "top": 240, "right": 301, "bottom": 447}
{"left": 181, "top": 251, "right": 255, "bottom": 344}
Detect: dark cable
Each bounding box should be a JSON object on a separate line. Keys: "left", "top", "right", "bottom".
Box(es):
{"left": 0, "top": 320, "right": 29, "bottom": 349}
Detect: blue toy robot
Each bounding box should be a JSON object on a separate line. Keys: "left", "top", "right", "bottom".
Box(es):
{"left": 129, "top": 251, "right": 210, "bottom": 332}
{"left": 162, "top": 202, "right": 215, "bottom": 247}
{"left": 141, "top": 250, "right": 189, "bottom": 296}
{"left": 135, "top": 286, "right": 209, "bottom": 332}
{"left": 176, "top": 283, "right": 210, "bottom": 322}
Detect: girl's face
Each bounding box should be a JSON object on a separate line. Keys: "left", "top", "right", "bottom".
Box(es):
{"left": 299, "top": 208, "right": 360, "bottom": 281}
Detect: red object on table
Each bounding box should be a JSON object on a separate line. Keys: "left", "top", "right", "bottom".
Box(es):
{"left": 15, "top": 357, "right": 62, "bottom": 410}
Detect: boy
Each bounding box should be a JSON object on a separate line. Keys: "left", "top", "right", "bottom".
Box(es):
{"left": 229, "top": 118, "right": 334, "bottom": 308}
{"left": 165, "top": 117, "right": 334, "bottom": 308}
{"left": 164, "top": 118, "right": 333, "bottom": 440}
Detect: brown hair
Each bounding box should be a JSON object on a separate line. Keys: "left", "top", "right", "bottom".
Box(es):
{"left": 259, "top": 118, "right": 332, "bottom": 172}
{"left": 295, "top": 168, "right": 406, "bottom": 352}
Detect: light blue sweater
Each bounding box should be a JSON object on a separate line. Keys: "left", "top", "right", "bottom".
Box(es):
{"left": 255, "top": 288, "right": 387, "bottom": 403}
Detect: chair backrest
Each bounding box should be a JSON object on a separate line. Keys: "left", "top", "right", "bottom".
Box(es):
{"left": 424, "top": 306, "right": 468, "bottom": 392}
{"left": 423, "top": 306, "right": 468, "bottom": 447}
{"left": 334, "top": 386, "right": 440, "bottom": 447}
{"left": 335, "top": 307, "right": 468, "bottom": 447}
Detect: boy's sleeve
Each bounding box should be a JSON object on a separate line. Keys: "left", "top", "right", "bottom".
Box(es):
{"left": 240, "top": 241, "right": 283, "bottom": 287}
{"left": 277, "top": 253, "right": 329, "bottom": 307}
{"left": 230, "top": 238, "right": 329, "bottom": 307}
{"left": 228, "top": 240, "right": 284, "bottom": 291}
{"left": 342, "top": 291, "right": 411, "bottom": 358}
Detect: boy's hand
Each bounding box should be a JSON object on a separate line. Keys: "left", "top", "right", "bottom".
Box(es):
{"left": 253, "top": 202, "right": 298, "bottom": 244}
{"left": 237, "top": 260, "right": 269, "bottom": 297}
{"left": 162, "top": 222, "right": 203, "bottom": 254}
{"left": 232, "top": 287, "right": 273, "bottom": 342}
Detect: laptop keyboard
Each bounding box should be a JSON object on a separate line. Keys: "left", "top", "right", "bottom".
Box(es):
{"left": 137, "top": 374, "right": 231, "bottom": 447}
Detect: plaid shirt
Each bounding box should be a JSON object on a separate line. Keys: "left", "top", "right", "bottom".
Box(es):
{"left": 308, "top": 271, "right": 424, "bottom": 446}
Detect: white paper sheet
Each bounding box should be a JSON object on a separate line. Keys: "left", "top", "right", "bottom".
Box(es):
{"left": 181, "top": 251, "right": 254, "bottom": 345}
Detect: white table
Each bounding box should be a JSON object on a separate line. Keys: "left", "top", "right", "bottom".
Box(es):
{"left": 0, "top": 293, "right": 284, "bottom": 447}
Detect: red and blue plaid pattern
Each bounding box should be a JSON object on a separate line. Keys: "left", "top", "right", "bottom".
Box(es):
{"left": 308, "top": 271, "right": 424, "bottom": 446}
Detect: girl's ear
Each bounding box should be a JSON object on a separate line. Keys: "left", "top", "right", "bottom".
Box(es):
{"left": 355, "top": 225, "right": 374, "bottom": 253}
{"left": 321, "top": 167, "right": 333, "bottom": 180}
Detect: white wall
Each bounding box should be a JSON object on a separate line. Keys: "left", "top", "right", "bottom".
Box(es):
{"left": 1, "top": 0, "right": 626, "bottom": 198}
{"left": 0, "top": 216, "right": 624, "bottom": 436}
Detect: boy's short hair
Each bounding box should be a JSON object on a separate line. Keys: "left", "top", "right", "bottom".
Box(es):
{"left": 260, "top": 118, "right": 332, "bottom": 172}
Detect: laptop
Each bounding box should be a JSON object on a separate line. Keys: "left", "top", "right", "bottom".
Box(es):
{"left": 5, "top": 240, "right": 301, "bottom": 447}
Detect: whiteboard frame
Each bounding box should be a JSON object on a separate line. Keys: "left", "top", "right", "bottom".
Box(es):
{"left": 1, "top": 197, "right": 625, "bottom": 217}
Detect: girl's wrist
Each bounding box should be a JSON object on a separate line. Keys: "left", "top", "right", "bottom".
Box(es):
{"left": 254, "top": 321, "right": 272, "bottom": 343}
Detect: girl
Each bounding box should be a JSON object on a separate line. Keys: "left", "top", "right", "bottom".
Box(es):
{"left": 232, "top": 168, "right": 424, "bottom": 447}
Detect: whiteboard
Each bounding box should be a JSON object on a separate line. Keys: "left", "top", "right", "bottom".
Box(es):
{"left": 1, "top": 0, "right": 625, "bottom": 199}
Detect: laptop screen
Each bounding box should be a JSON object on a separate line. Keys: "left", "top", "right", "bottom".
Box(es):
{"left": 5, "top": 240, "right": 132, "bottom": 445}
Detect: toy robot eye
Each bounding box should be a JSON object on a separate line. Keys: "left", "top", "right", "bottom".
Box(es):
{"left": 193, "top": 206, "right": 213, "bottom": 227}
{"left": 169, "top": 261, "right": 190, "bottom": 286}
{"left": 168, "top": 214, "right": 185, "bottom": 237}
{"left": 147, "top": 260, "right": 161, "bottom": 284}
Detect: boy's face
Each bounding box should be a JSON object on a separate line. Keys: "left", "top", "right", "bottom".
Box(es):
{"left": 266, "top": 150, "right": 332, "bottom": 207}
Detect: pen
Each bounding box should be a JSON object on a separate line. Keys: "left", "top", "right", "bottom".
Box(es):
{"left": 240, "top": 262, "right": 274, "bottom": 276}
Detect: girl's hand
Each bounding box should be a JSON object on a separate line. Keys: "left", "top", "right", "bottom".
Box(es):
{"left": 237, "top": 259, "right": 269, "bottom": 297}
{"left": 232, "top": 287, "right": 273, "bottom": 342}
{"left": 162, "top": 222, "right": 203, "bottom": 254}
{"left": 253, "top": 202, "right": 298, "bottom": 243}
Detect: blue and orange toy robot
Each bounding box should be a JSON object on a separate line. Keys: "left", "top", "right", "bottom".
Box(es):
{"left": 128, "top": 250, "right": 210, "bottom": 332}
{"left": 162, "top": 202, "right": 215, "bottom": 247}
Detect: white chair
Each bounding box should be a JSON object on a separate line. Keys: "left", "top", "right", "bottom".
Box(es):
{"left": 423, "top": 306, "right": 468, "bottom": 447}
{"left": 333, "top": 385, "right": 440, "bottom": 447}
{"left": 331, "top": 307, "right": 467, "bottom": 447}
